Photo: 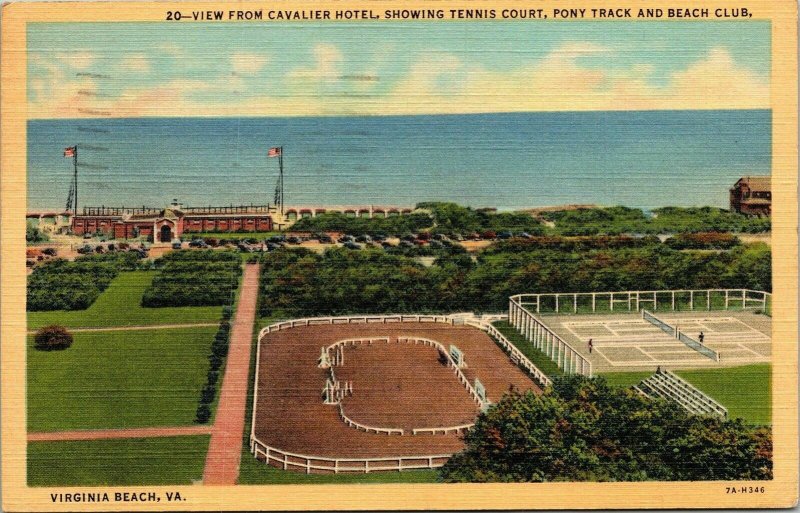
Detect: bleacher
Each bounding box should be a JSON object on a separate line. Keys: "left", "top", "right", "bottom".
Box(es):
{"left": 634, "top": 368, "right": 728, "bottom": 418}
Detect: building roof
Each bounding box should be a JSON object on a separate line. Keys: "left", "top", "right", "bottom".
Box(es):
{"left": 740, "top": 198, "right": 771, "bottom": 205}
{"left": 736, "top": 176, "right": 771, "bottom": 191}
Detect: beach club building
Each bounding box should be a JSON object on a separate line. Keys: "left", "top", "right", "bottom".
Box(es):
{"left": 729, "top": 176, "right": 771, "bottom": 216}
{"left": 71, "top": 200, "right": 276, "bottom": 241}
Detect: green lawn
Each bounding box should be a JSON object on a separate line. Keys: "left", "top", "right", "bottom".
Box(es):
{"left": 28, "top": 271, "right": 223, "bottom": 329}
{"left": 491, "top": 321, "right": 564, "bottom": 376}
{"left": 28, "top": 436, "right": 209, "bottom": 486}
{"left": 598, "top": 371, "right": 654, "bottom": 388}
{"left": 28, "top": 327, "right": 217, "bottom": 431}
{"left": 676, "top": 364, "right": 771, "bottom": 425}
{"left": 599, "top": 364, "right": 771, "bottom": 426}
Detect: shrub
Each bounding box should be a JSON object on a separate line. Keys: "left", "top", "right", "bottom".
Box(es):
{"left": 34, "top": 325, "right": 74, "bottom": 351}
{"left": 201, "top": 384, "right": 216, "bottom": 404}
{"left": 440, "top": 375, "right": 772, "bottom": 482}
{"left": 195, "top": 404, "right": 211, "bottom": 424}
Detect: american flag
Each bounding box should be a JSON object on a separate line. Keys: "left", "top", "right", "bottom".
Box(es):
{"left": 63, "top": 146, "right": 76, "bottom": 158}
{"left": 268, "top": 147, "right": 281, "bottom": 157}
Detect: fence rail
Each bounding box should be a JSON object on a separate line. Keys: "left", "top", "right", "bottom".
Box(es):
{"left": 250, "top": 438, "right": 451, "bottom": 474}
{"left": 638, "top": 369, "right": 728, "bottom": 418}
{"left": 510, "top": 289, "right": 771, "bottom": 315}
{"left": 412, "top": 423, "right": 474, "bottom": 436}
{"left": 338, "top": 404, "right": 404, "bottom": 435}
{"left": 465, "top": 320, "right": 553, "bottom": 388}
{"left": 508, "top": 299, "right": 592, "bottom": 376}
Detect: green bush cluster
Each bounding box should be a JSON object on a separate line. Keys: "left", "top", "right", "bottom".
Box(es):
{"left": 27, "top": 253, "right": 141, "bottom": 311}
{"left": 439, "top": 375, "right": 772, "bottom": 482}
{"left": 26, "top": 226, "right": 49, "bottom": 243}
{"left": 33, "top": 325, "right": 74, "bottom": 351}
{"left": 419, "top": 202, "right": 545, "bottom": 236}
{"left": 195, "top": 317, "right": 231, "bottom": 424}
{"left": 141, "top": 251, "right": 242, "bottom": 307}
{"left": 664, "top": 232, "right": 742, "bottom": 250}
{"left": 291, "top": 211, "right": 434, "bottom": 236}
{"left": 542, "top": 206, "right": 771, "bottom": 235}
{"left": 256, "top": 242, "right": 770, "bottom": 317}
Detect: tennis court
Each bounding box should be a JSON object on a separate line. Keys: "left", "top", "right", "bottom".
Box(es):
{"left": 547, "top": 310, "right": 771, "bottom": 372}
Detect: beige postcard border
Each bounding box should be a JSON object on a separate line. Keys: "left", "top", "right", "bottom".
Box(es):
{"left": 1, "top": 1, "right": 797, "bottom": 510}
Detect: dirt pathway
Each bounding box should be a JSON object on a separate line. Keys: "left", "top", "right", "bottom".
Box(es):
{"left": 202, "top": 263, "right": 260, "bottom": 485}
{"left": 28, "top": 425, "right": 212, "bottom": 442}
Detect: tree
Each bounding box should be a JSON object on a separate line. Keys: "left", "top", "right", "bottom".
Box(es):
{"left": 34, "top": 325, "right": 74, "bottom": 351}
{"left": 439, "top": 376, "right": 772, "bottom": 482}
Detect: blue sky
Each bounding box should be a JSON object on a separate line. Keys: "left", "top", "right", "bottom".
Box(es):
{"left": 27, "top": 21, "right": 771, "bottom": 118}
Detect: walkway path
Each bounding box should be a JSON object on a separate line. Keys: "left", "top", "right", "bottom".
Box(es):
{"left": 203, "top": 263, "right": 260, "bottom": 485}
{"left": 28, "top": 425, "right": 212, "bottom": 442}
{"left": 27, "top": 323, "right": 218, "bottom": 335}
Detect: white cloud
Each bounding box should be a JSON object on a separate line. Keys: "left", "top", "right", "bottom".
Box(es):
{"left": 120, "top": 54, "right": 151, "bottom": 73}
{"left": 230, "top": 52, "right": 268, "bottom": 75}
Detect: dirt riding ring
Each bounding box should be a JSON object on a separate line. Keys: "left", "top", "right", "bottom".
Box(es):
{"left": 250, "top": 315, "right": 542, "bottom": 474}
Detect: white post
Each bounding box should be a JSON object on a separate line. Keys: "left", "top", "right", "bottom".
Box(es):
{"left": 574, "top": 294, "right": 578, "bottom": 313}
{"left": 555, "top": 294, "right": 559, "bottom": 313}
{"left": 690, "top": 290, "right": 694, "bottom": 310}
{"left": 610, "top": 292, "right": 614, "bottom": 311}
{"left": 707, "top": 290, "right": 711, "bottom": 310}
{"left": 592, "top": 293, "right": 596, "bottom": 312}
{"left": 653, "top": 291, "right": 657, "bottom": 310}
{"left": 671, "top": 291, "right": 675, "bottom": 310}
{"left": 725, "top": 290, "right": 729, "bottom": 309}
{"left": 742, "top": 290, "right": 746, "bottom": 309}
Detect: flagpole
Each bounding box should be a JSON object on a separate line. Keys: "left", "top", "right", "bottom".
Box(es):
{"left": 73, "top": 146, "right": 78, "bottom": 215}
{"left": 279, "top": 146, "right": 284, "bottom": 217}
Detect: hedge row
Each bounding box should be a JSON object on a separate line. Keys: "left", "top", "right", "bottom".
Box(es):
{"left": 141, "top": 251, "right": 242, "bottom": 308}
{"left": 195, "top": 311, "right": 232, "bottom": 424}
{"left": 27, "top": 253, "right": 141, "bottom": 311}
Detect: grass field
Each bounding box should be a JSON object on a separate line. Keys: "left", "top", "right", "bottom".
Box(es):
{"left": 676, "top": 364, "right": 771, "bottom": 425}
{"left": 28, "top": 436, "right": 209, "bottom": 486}
{"left": 598, "top": 371, "right": 654, "bottom": 388}
{"left": 599, "top": 364, "right": 771, "bottom": 426}
{"left": 28, "top": 326, "right": 217, "bottom": 432}
{"left": 491, "top": 321, "right": 564, "bottom": 376}
{"left": 28, "top": 271, "right": 223, "bottom": 329}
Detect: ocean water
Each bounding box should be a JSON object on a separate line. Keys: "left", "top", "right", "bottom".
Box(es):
{"left": 27, "top": 110, "right": 771, "bottom": 211}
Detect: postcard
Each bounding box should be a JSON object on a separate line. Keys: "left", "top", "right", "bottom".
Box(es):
{"left": 1, "top": 0, "right": 797, "bottom": 510}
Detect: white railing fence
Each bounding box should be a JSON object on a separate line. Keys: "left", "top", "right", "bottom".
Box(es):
{"left": 510, "top": 289, "right": 771, "bottom": 315}
{"left": 250, "top": 438, "right": 451, "bottom": 474}
{"left": 508, "top": 299, "right": 592, "bottom": 376}
{"left": 464, "top": 319, "right": 553, "bottom": 388}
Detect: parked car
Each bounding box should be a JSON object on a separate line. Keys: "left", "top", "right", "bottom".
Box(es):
{"left": 94, "top": 245, "right": 105, "bottom": 253}
{"left": 268, "top": 235, "right": 285, "bottom": 243}
{"left": 497, "top": 231, "right": 513, "bottom": 240}
{"left": 381, "top": 241, "right": 394, "bottom": 249}
{"left": 286, "top": 236, "right": 301, "bottom": 245}
{"left": 519, "top": 232, "right": 532, "bottom": 239}
{"left": 266, "top": 242, "right": 283, "bottom": 252}
{"left": 189, "top": 239, "right": 208, "bottom": 248}
{"left": 372, "top": 234, "right": 387, "bottom": 242}
{"left": 399, "top": 240, "right": 414, "bottom": 248}
{"left": 343, "top": 241, "right": 361, "bottom": 250}
{"left": 338, "top": 234, "right": 355, "bottom": 243}
{"left": 481, "top": 231, "right": 498, "bottom": 240}
{"left": 318, "top": 235, "right": 333, "bottom": 244}
{"left": 416, "top": 232, "right": 431, "bottom": 241}
{"left": 237, "top": 243, "right": 252, "bottom": 253}
{"left": 429, "top": 240, "right": 444, "bottom": 249}
{"left": 83, "top": 233, "right": 93, "bottom": 240}
{"left": 42, "top": 248, "right": 58, "bottom": 256}
{"left": 355, "top": 234, "right": 372, "bottom": 243}
{"left": 171, "top": 240, "right": 183, "bottom": 250}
